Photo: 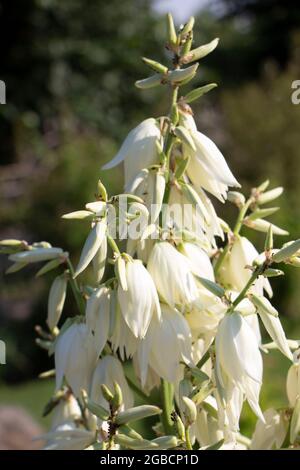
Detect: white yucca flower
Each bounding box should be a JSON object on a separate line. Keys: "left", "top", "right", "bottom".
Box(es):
{"left": 117, "top": 259, "right": 161, "bottom": 338}
{"left": 180, "top": 113, "right": 239, "bottom": 201}
{"left": 55, "top": 323, "right": 96, "bottom": 397}
{"left": 180, "top": 241, "right": 215, "bottom": 281}
{"left": 195, "top": 396, "right": 224, "bottom": 448}
{"left": 110, "top": 300, "right": 138, "bottom": 360}
{"left": 50, "top": 394, "right": 82, "bottom": 431}
{"left": 222, "top": 235, "right": 272, "bottom": 297}
{"left": 215, "top": 312, "right": 264, "bottom": 421}
{"left": 147, "top": 241, "right": 198, "bottom": 308}
{"left": 86, "top": 286, "right": 110, "bottom": 357}
{"left": 90, "top": 355, "right": 134, "bottom": 411}
{"left": 136, "top": 304, "right": 193, "bottom": 386}
{"left": 286, "top": 349, "right": 300, "bottom": 407}
{"left": 250, "top": 408, "right": 288, "bottom": 450}
{"left": 102, "top": 118, "right": 162, "bottom": 188}
{"left": 41, "top": 423, "right": 96, "bottom": 450}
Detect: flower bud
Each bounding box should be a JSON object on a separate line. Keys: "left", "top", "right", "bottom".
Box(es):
{"left": 36, "top": 257, "right": 65, "bottom": 277}
{"left": 151, "top": 435, "right": 178, "bottom": 450}
{"left": 272, "top": 239, "right": 300, "bottom": 263}
{"left": 62, "top": 210, "right": 93, "bottom": 220}
{"left": 184, "top": 83, "right": 218, "bottom": 104}
{"left": 47, "top": 275, "right": 67, "bottom": 331}
{"left": 257, "top": 187, "right": 283, "bottom": 204}
{"left": 0, "top": 239, "right": 24, "bottom": 247}
{"left": 135, "top": 74, "right": 164, "bottom": 89}
{"left": 115, "top": 405, "right": 162, "bottom": 425}
{"left": 243, "top": 218, "right": 288, "bottom": 236}
{"left": 167, "top": 63, "right": 199, "bottom": 85}
{"left": 182, "top": 396, "right": 197, "bottom": 425}
{"left": 9, "top": 247, "right": 63, "bottom": 264}
{"left": 112, "top": 381, "right": 123, "bottom": 410}
{"left": 264, "top": 224, "right": 273, "bottom": 251}
{"left": 96, "top": 179, "right": 108, "bottom": 201}
{"left": 142, "top": 57, "right": 168, "bottom": 74}
{"left": 181, "top": 38, "right": 219, "bottom": 64}
{"left": 227, "top": 191, "right": 246, "bottom": 207}
{"left": 74, "top": 221, "right": 107, "bottom": 278}
{"left": 101, "top": 384, "right": 114, "bottom": 402}
{"left": 247, "top": 207, "right": 279, "bottom": 221}
{"left": 166, "top": 13, "right": 177, "bottom": 46}
{"left": 6, "top": 261, "right": 28, "bottom": 274}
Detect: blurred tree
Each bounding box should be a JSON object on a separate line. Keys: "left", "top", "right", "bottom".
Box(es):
{"left": 0, "top": 0, "right": 166, "bottom": 163}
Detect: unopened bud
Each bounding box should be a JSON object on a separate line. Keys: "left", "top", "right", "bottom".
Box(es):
{"left": 166, "top": 13, "right": 177, "bottom": 46}
{"left": 181, "top": 17, "right": 195, "bottom": 36}
{"left": 264, "top": 224, "right": 273, "bottom": 251}
{"left": 135, "top": 74, "right": 164, "bottom": 89}
{"left": 272, "top": 239, "right": 300, "bottom": 263}
{"left": 227, "top": 191, "right": 246, "bottom": 207}
{"left": 142, "top": 57, "right": 168, "bottom": 74}
{"left": 250, "top": 293, "right": 278, "bottom": 317}
{"left": 86, "top": 398, "right": 110, "bottom": 421}
{"left": 257, "top": 187, "right": 283, "bottom": 205}
{"left": 184, "top": 83, "right": 217, "bottom": 104}
{"left": 167, "top": 64, "right": 199, "bottom": 85}
{"left": 101, "top": 384, "right": 114, "bottom": 402}
{"left": 115, "top": 405, "right": 162, "bottom": 425}
{"left": 243, "top": 218, "right": 288, "bottom": 236}
{"left": 181, "top": 38, "right": 219, "bottom": 64}
{"left": 182, "top": 396, "right": 197, "bottom": 425}
{"left": 112, "top": 381, "right": 123, "bottom": 410}
{"left": 96, "top": 179, "right": 108, "bottom": 202}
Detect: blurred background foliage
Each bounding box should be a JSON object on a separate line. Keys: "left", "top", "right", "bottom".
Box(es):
{"left": 0, "top": 0, "right": 300, "bottom": 440}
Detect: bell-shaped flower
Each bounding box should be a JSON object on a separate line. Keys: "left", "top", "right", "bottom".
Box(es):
{"left": 110, "top": 295, "right": 138, "bottom": 360}
{"left": 86, "top": 286, "right": 110, "bottom": 358}
{"left": 221, "top": 236, "right": 272, "bottom": 297}
{"left": 250, "top": 408, "right": 288, "bottom": 450}
{"left": 40, "top": 422, "right": 96, "bottom": 450}
{"left": 55, "top": 323, "right": 97, "bottom": 397}
{"left": 180, "top": 242, "right": 215, "bottom": 281}
{"left": 90, "top": 355, "right": 133, "bottom": 411}
{"left": 136, "top": 304, "right": 194, "bottom": 386}
{"left": 286, "top": 349, "right": 300, "bottom": 407}
{"left": 147, "top": 241, "right": 198, "bottom": 308}
{"left": 117, "top": 259, "right": 161, "bottom": 338}
{"left": 50, "top": 394, "right": 82, "bottom": 431}
{"left": 180, "top": 114, "right": 239, "bottom": 201}
{"left": 195, "top": 396, "right": 224, "bottom": 448}
{"left": 215, "top": 312, "right": 264, "bottom": 421}
{"left": 102, "top": 118, "right": 162, "bottom": 188}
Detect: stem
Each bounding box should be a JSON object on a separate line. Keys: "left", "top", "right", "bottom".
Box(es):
{"left": 185, "top": 426, "right": 193, "bottom": 450}
{"left": 66, "top": 258, "right": 85, "bottom": 315}
{"left": 228, "top": 263, "right": 265, "bottom": 313}
{"left": 160, "top": 379, "right": 174, "bottom": 435}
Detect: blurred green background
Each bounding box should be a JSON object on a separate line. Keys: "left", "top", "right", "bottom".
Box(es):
{"left": 0, "top": 0, "right": 300, "bottom": 446}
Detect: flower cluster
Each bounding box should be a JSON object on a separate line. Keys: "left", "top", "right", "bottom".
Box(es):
{"left": 2, "top": 14, "right": 300, "bottom": 450}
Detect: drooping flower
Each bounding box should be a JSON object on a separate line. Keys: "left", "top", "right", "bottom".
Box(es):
{"left": 136, "top": 304, "right": 194, "bottom": 386}
{"left": 55, "top": 323, "right": 97, "bottom": 397}
{"left": 147, "top": 241, "right": 198, "bottom": 308}
{"left": 102, "top": 118, "right": 162, "bottom": 188}
{"left": 86, "top": 286, "right": 110, "bottom": 357}
{"left": 250, "top": 408, "right": 288, "bottom": 450}
{"left": 90, "top": 355, "right": 134, "bottom": 411}
{"left": 220, "top": 235, "right": 272, "bottom": 297}
{"left": 215, "top": 312, "right": 264, "bottom": 421}
{"left": 117, "top": 259, "right": 161, "bottom": 338}
{"left": 286, "top": 349, "right": 300, "bottom": 407}
{"left": 180, "top": 113, "right": 240, "bottom": 201}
